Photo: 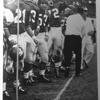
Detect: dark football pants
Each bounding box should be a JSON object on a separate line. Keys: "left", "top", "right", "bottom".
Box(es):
{"left": 63, "top": 35, "right": 82, "bottom": 74}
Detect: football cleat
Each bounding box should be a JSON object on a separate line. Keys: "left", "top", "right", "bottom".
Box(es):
{"left": 3, "top": 90, "right": 12, "bottom": 100}
{"left": 64, "top": 67, "right": 70, "bottom": 78}
{"left": 13, "top": 85, "right": 27, "bottom": 94}
{"left": 23, "top": 79, "right": 34, "bottom": 86}
{"left": 38, "top": 75, "right": 52, "bottom": 83}
{"left": 18, "top": 86, "right": 27, "bottom": 94}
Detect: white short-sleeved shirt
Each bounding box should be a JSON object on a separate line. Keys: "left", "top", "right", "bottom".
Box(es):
{"left": 84, "top": 17, "right": 94, "bottom": 36}
{"left": 65, "top": 14, "right": 85, "bottom": 38}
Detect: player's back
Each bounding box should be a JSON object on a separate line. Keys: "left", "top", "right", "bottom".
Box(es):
{"left": 49, "top": 5, "right": 61, "bottom": 27}
{"left": 24, "top": 0, "right": 40, "bottom": 31}
{"left": 38, "top": 8, "right": 49, "bottom": 33}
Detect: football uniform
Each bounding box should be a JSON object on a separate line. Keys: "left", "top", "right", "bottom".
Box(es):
{"left": 36, "top": 9, "right": 49, "bottom": 63}
{"left": 3, "top": 7, "right": 26, "bottom": 94}
{"left": 48, "top": 7, "right": 64, "bottom": 59}
{"left": 4, "top": 1, "right": 40, "bottom": 85}
{"left": 5, "top": 1, "right": 38, "bottom": 60}
{"left": 23, "top": 1, "right": 40, "bottom": 62}
{"left": 3, "top": 7, "right": 14, "bottom": 70}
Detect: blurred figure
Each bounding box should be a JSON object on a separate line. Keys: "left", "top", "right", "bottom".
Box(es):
{"left": 81, "top": 7, "right": 95, "bottom": 70}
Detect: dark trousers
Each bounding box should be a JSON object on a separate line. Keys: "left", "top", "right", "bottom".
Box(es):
{"left": 63, "top": 35, "right": 82, "bottom": 74}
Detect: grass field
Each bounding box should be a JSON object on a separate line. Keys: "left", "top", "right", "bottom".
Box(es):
{"left": 3, "top": 0, "right": 96, "bottom": 100}
{"left": 4, "top": 44, "right": 98, "bottom": 100}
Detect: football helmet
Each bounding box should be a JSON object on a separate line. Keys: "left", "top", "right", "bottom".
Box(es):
{"left": 64, "top": 7, "right": 72, "bottom": 15}
{"left": 9, "top": 45, "right": 24, "bottom": 61}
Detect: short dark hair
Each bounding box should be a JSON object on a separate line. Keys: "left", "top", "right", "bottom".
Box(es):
{"left": 77, "top": 7, "right": 84, "bottom": 14}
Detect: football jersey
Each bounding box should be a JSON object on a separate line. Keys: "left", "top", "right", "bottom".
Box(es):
{"left": 38, "top": 9, "right": 49, "bottom": 33}
{"left": 24, "top": 0, "right": 39, "bottom": 31}
{"left": 49, "top": 7, "right": 61, "bottom": 27}
{"left": 5, "top": 0, "right": 39, "bottom": 34}
{"left": 5, "top": 1, "right": 26, "bottom": 35}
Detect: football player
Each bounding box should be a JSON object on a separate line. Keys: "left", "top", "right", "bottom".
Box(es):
{"left": 3, "top": 7, "right": 14, "bottom": 99}
{"left": 46, "top": 1, "right": 65, "bottom": 77}
{"left": 23, "top": 0, "right": 51, "bottom": 83}
{"left": 25, "top": 0, "right": 51, "bottom": 82}
{"left": 4, "top": 0, "right": 39, "bottom": 87}
{"left": 3, "top": 6, "right": 26, "bottom": 98}
{"left": 34, "top": 2, "right": 52, "bottom": 82}
{"left": 21, "top": 0, "right": 40, "bottom": 85}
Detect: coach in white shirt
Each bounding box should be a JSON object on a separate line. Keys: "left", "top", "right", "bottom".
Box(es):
{"left": 63, "top": 6, "right": 85, "bottom": 77}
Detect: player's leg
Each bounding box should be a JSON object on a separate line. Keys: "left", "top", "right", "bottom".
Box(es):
{"left": 19, "top": 32, "right": 37, "bottom": 85}
{"left": 37, "top": 33, "right": 51, "bottom": 82}
{"left": 3, "top": 69, "right": 12, "bottom": 99}
{"left": 52, "top": 28, "right": 64, "bottom": 77}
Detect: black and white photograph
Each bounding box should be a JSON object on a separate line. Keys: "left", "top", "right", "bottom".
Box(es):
{"left": 2, "top": 0, "right": 99, "bottom": 100}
